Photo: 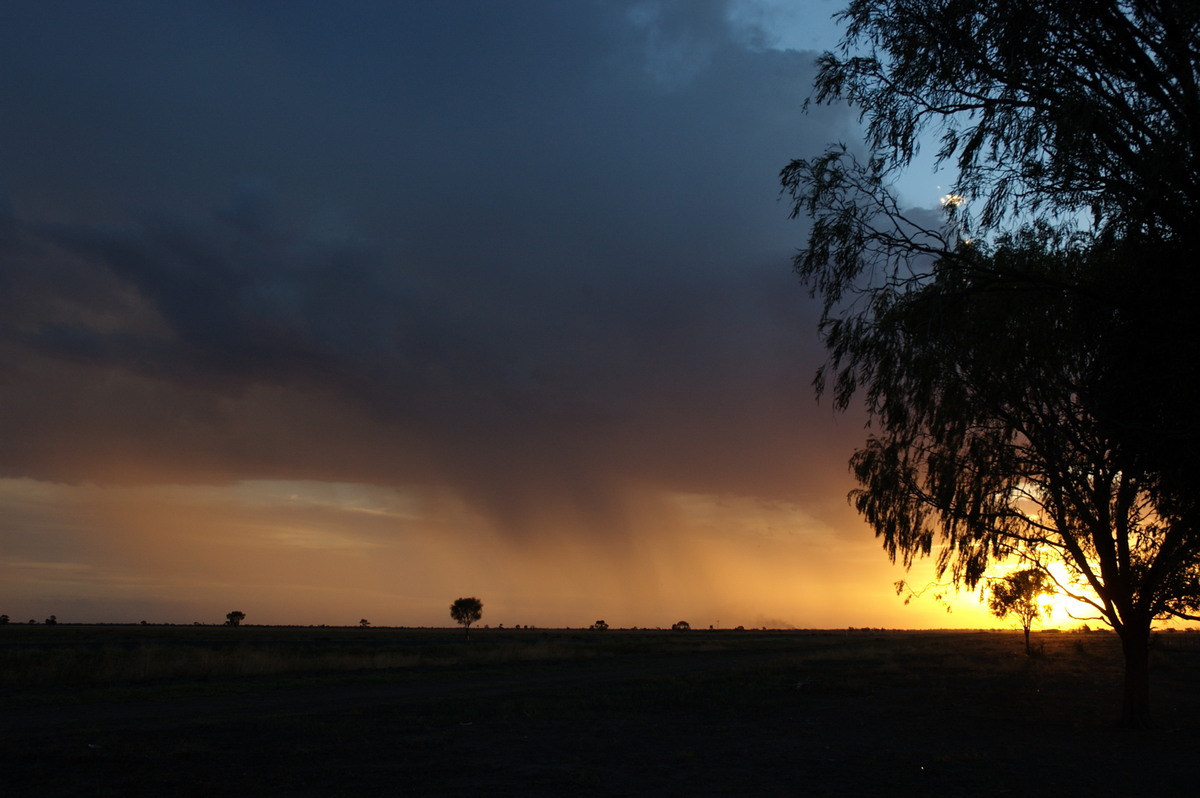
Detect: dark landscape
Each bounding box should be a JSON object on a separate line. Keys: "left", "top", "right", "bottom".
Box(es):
{"left": 2, "top": 626, "right": 1198, "bottom": 796}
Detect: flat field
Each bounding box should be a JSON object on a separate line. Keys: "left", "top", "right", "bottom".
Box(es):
{"left": 2, "top": 626, "right": 1198, "bottom": 796}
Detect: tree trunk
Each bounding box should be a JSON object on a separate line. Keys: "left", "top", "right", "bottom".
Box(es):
{"left": 1119, "top": 624, "right": 1152, "bottom": 728}
{"left": 1023, "top": 625, "right": 1031, "bottom": 656}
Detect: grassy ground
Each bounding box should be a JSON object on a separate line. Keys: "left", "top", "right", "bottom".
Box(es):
{"left": 2, "top": 627, "right": 1198, "bottom": 795}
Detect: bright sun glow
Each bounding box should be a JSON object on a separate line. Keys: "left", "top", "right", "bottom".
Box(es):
{"left": 1040, "top": 564, "right": 1103, "bottom": 627}
{"left": 988, "top": 560, "right": 1100, "bottom": 630}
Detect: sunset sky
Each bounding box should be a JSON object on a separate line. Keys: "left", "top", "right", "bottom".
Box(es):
{"left": 0, "top": 0, "right": 1020, "bottom": 629}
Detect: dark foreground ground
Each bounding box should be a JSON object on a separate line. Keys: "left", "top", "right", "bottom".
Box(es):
{"left": 2, "top": 627, "right": 1198, "bottom": 796}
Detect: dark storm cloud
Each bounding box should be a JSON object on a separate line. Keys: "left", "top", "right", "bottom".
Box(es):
{"left": 0, "top": 1, "right": 867, "bottom": 536}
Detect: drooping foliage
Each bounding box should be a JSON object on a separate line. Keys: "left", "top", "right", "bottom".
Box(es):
{"left": 783, "top": 1, "right": 1200, "bottom": 727}
{"left": 822, "top": 225, "right": 1200, "bottom": 624}
{"left": 809, "top": 0, "right": 1200, "bottom": 238}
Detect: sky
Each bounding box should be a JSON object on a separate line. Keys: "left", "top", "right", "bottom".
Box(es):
{"left": 0, "top": 0, "right": 1005, "bottom": 630}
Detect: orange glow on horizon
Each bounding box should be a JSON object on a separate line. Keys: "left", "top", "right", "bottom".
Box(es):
{"left": 0, "top": 477, "right": 1035, "bottom": 630}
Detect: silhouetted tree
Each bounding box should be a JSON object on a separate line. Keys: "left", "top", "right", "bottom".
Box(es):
{"left": 988, "top": 569, "right": 1053, "bottom": 656}
{"left": 0, "top": 614, "right": 8, "bottom": 625}
{"left": 783, "top": 1, "right": 1200, "bottom": 728}
{"left": 225, "top": 610, "right": 246, "bottom": 627}
{"left": 450, "top": 597, "right": 483, "bottom": 639}
{"left": 671, "top": 620, "right": 690, "bottom": 631}
{"left": 44, "top": 614, "right": 57, "bottom": 626}
{"left": 590, "top": 620, "right": 609, "bottom": 630}
{"left": 359, "top": 618, "right": 370, "bottom": 628}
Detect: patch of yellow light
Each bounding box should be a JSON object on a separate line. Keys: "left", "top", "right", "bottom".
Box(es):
{"left": 660, "top": 492, "right": 1000, "bottom": 629}
{"left": 976, "top": 559, "right": 1102, "bottom": 630}
{"left": 258, "top": 524, "right": 385, "bottom": 551}
{"left": 229, "top": 481, "right": 426, "bottom": 520}
{"left": 1037, "top": 562, "right": 1103, "bottom": 627}
{"left": 1, "top": 557, "right": 97, "bottom": 577}
{"left": 940, "top": 193, "right": 964, "bottom": 209}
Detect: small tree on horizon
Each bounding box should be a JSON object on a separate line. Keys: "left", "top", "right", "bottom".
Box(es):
{"left": 359, "top": 618, "right": 370, "bottom": 628}
{"left": 988, "top": 569, "right": 1053, "bottom": 656}
{"left": 450, "top": 597, "right": 483, "bottom": 639}
{"left": 671, "top": 620, "right": 690, "bottom": 631}
{"left": 225, "top": 610, "right": 246, "bottom": 627}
